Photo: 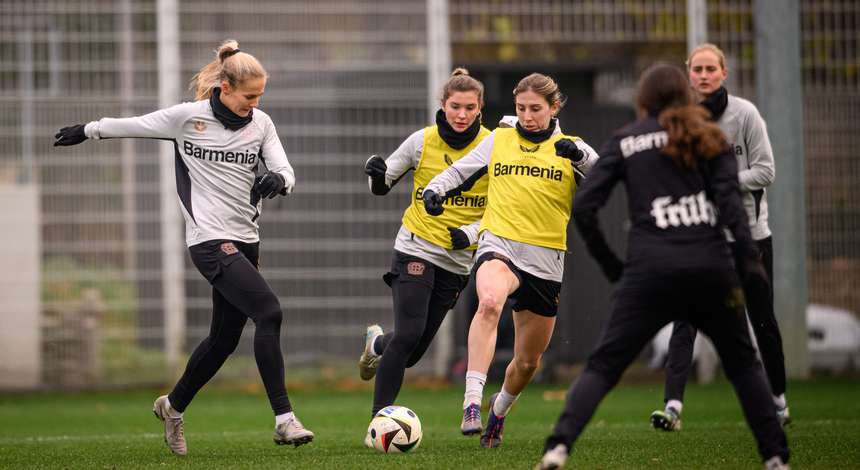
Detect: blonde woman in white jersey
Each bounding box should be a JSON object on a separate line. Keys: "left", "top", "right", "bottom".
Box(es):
{"left": 54, "top": 40, "right": 313, "bottom": 456}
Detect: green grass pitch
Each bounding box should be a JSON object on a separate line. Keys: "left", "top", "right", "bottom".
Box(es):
{"left": 1, "top": 379, "right": 858, "bottom": 469}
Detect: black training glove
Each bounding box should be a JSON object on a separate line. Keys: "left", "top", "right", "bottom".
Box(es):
{"left": 364, "top": 155, "right": 387, "bottom": 179}
{"left": 737, "top": 255, "right": 769, "bottom": 293}
{"left": 603, "top": 257, "right": 624, "bottom": 283}
{"left": 448, "top": 227, "right": 471, "bottom": 250}
{"left": 54, "top": 124, "right": 88, "bottom": 147}
{"left": 253, "top": 171, "right": 286, "bottom": 199}
{"left": 555, "top": 138, "right": 585, "bottom": 163}
{"left": 422, "top": 190, "right": 445, "bottom": 216}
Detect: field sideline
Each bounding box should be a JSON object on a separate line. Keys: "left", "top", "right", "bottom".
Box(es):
{"left": 1, "top": 379, "right": 858, "bottom": 469}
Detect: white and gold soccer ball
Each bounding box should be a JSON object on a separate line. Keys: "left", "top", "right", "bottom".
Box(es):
{"left": 366, "top": 405, "right": 422, "bottom": 453}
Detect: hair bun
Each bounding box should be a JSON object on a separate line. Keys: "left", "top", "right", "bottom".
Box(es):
{"left": 451, "top": 67, "right": 470, "bottom": 77}
{"left": 217, "top": 39, "right": 241, "bottom": 62}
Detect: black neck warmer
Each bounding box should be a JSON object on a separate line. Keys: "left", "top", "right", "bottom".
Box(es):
{"left": 211, "top": 88, "right": 253, "bottom": 131}
{"left": 516, "top": 119, "right": 557, "bottom": 144}
{"left": 700, "top": 86, "right": 729, "bottom": 121}
{"left": 436, "top": 109, "right": 482, "bottom": 150}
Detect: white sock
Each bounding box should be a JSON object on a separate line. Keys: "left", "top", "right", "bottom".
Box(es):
{"left": 370, "top": 331, "right": 383, "bottom": 356}
{"left": 464, "top": 371, "right": 487, "bottom": 408}
{"left": 275, "top": 411, "right": 295, "bottom": 426}
{"left": 666, "top": 399, "right": 683, "bottom": 414}
{"left": 773, "top": 394, "right": 787, "bottom": 410}
{"left": 492, "top": 387, "right": 519, "bottom": 418}
{"left": 164, "top": 397, "right": 182, "bottom": 418}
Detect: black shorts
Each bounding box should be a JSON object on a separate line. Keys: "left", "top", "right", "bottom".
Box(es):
{"left": 474, "top": 251, "right": 561, "bottom": 317}
{"left": 189, "top": 239, "right": 260, "bottom": 284}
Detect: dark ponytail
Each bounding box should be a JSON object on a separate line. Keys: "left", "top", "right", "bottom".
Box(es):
{"left": 637, "top": 63, "right": 727, "bottom": 169}
{"left": 659, "top": 105, "right": 727, "bottom": 169}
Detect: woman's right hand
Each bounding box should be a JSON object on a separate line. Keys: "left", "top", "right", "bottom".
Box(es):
{"left": 364, "top": 155, "right": 387, "bottom": 179}
{"left": 54, "top": 124, "right": 88, "bottom": 146}
{"left": 422, "top": 190, "right": 445, "bottom": 216}
{"left": 448, "top": 227, "right": 470, "bottom": 249}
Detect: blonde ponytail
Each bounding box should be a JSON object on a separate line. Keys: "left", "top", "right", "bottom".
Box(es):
{"left": 189, "top": 39, "right": 268, "bottom": 101}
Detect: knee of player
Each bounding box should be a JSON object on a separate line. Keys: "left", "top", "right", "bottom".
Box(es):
{"left": 389, "top": 328, "right": 423, "bottom": 353}
{"left": 514, "top": 355, "right": 541, "bottom": 374}
{"left": 253, "top": 295, "right": 283, "bottom": 330}
{"left": 584, "top": 354, "right": 620, "bottom": 382}
{"left": 476, "top": 296, "right": 504, "bottom": 319}
{"left": 721, "top": 355, "right": 763, "bottom": 379}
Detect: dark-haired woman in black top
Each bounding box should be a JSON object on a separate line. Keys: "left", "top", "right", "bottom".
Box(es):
{"left": 535, "top": 63, "right": 789, "bottom": 470}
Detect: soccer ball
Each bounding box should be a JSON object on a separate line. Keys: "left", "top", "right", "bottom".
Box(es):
{"left": 366, "top": 405, "right": 422, "bottom": 453}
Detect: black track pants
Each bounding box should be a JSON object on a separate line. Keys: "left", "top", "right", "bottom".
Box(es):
{"left": 372, "top": 251, "right": 467, "bottom": 415}
{"left": 169, "top": 240, "right": 292, "bottom": 415}
{"left": 664, "top": 237, "right": 787, "bottom": 402}
{"left": 544, "top": 270, "right": 789, "bottom": 463}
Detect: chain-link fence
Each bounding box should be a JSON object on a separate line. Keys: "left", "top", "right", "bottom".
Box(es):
{"left": 1, "top": 0, "right": 857, "bottom": 389}
{"left": 0, "top": 0, "right": 429, "bottom": 389}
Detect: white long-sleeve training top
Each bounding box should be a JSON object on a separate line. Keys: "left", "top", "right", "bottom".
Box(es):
{"left": 717, "top": 95, "right": 775, "bottom": 241}
{"left": 84, "top": 100, "right": 295, "bottom": 247}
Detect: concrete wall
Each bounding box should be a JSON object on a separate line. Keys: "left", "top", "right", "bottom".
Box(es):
{"left": 0, "top": 183, "right": 41, "bottom": 389}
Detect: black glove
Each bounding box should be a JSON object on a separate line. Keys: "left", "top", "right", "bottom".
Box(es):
{"left": 555, "top": 138, "right": 585, "bottom": 163}
{"left": 364, "top": 155, "right": 387, "bottom": 179}
{"left": 602, "top": 257, "right": 624, "bottom": 283}
{"left": 54, "top": 124, "right": 88, "bottom": 146}
{"left": 422, "top": 190, "right": 445, "bottom": 216}
{"left": 253, "top": 171, "right": 286, "bottom": 199}
{"left": 448, "top": 227, "right": 471, "bottom": 250}
{"left": 737, "top": 255, "right": 769, "bottom": 293}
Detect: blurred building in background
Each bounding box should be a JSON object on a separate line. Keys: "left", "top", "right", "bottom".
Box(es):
{"left": 0, "top": 0, "right": 856, "bottom": 389}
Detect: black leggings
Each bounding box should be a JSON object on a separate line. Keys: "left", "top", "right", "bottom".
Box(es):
{"left": 545, "top": 269, "right": 789, "bottom": 463}
{"left": 664, "top": 237, "right": 786, "bottom": 402}
{"left": 372, "top": 251, "right": 467, "bottom": 415}
{"left": 168, "top": 239, "right": 291, "bottom": 415}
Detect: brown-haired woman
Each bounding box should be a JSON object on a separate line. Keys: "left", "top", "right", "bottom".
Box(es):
{"left": 424, "top": 72, "right": 599, "bottom": 448}
{"left": 358, "top": 68, "right": 491, "bottom": 443}
{"left": 536, "top": 63, "right": 789, "bottom": 470}
{"left": 54, "top": 40, "right": 313, "bottom": 455}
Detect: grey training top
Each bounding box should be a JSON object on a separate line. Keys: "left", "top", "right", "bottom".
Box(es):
{"left": 85, "top": 100, "right": 295, "bottom": 247}
{"left": 718, "top": 94, "right": 775, "bottom": 241}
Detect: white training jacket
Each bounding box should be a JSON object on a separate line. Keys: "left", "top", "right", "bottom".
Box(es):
{"left": 717, "top": 95, "right": 775, "bottom": 241}
{"left": 84, "top": 100, "right": 295, "bottom": 247}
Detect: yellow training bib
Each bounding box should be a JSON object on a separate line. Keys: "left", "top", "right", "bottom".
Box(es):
{"left": 480, "top": 128, "right": 578, "bottom": 250}
{"left": 402, "top": 125, "right": 491, "bottom": 250}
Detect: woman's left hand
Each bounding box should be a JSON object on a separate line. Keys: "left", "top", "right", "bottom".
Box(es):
{"left": 254, "top": 171, "right": 286, "bottom": 199}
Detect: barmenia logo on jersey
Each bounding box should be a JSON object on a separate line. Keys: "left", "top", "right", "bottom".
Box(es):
{"left": 183, "top": 141, "right": 257, "bottom": 164}
{"left": 650, "top": 191, "right": 717, "bottom": 229}
{"left": 493, "top": 162, "right": 563, "bottom": 182}
{"left": 414, "top": 186, "right": 486, "bottom": 208}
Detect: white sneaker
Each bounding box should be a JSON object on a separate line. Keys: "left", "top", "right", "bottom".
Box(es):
{"left": 358, "top": 325, "right": 383, "bottom": 381}
{"left": 273, "top": 415, "right": 314, "bottom": 447}
{"left": 764, "top": 456, "right": 790, "bottom": 470}
{"left": 535, "top": 444, "right": 569, "bottom": 470}
{"left": 152, "top": 395, "right": 187, "bottom": 456}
